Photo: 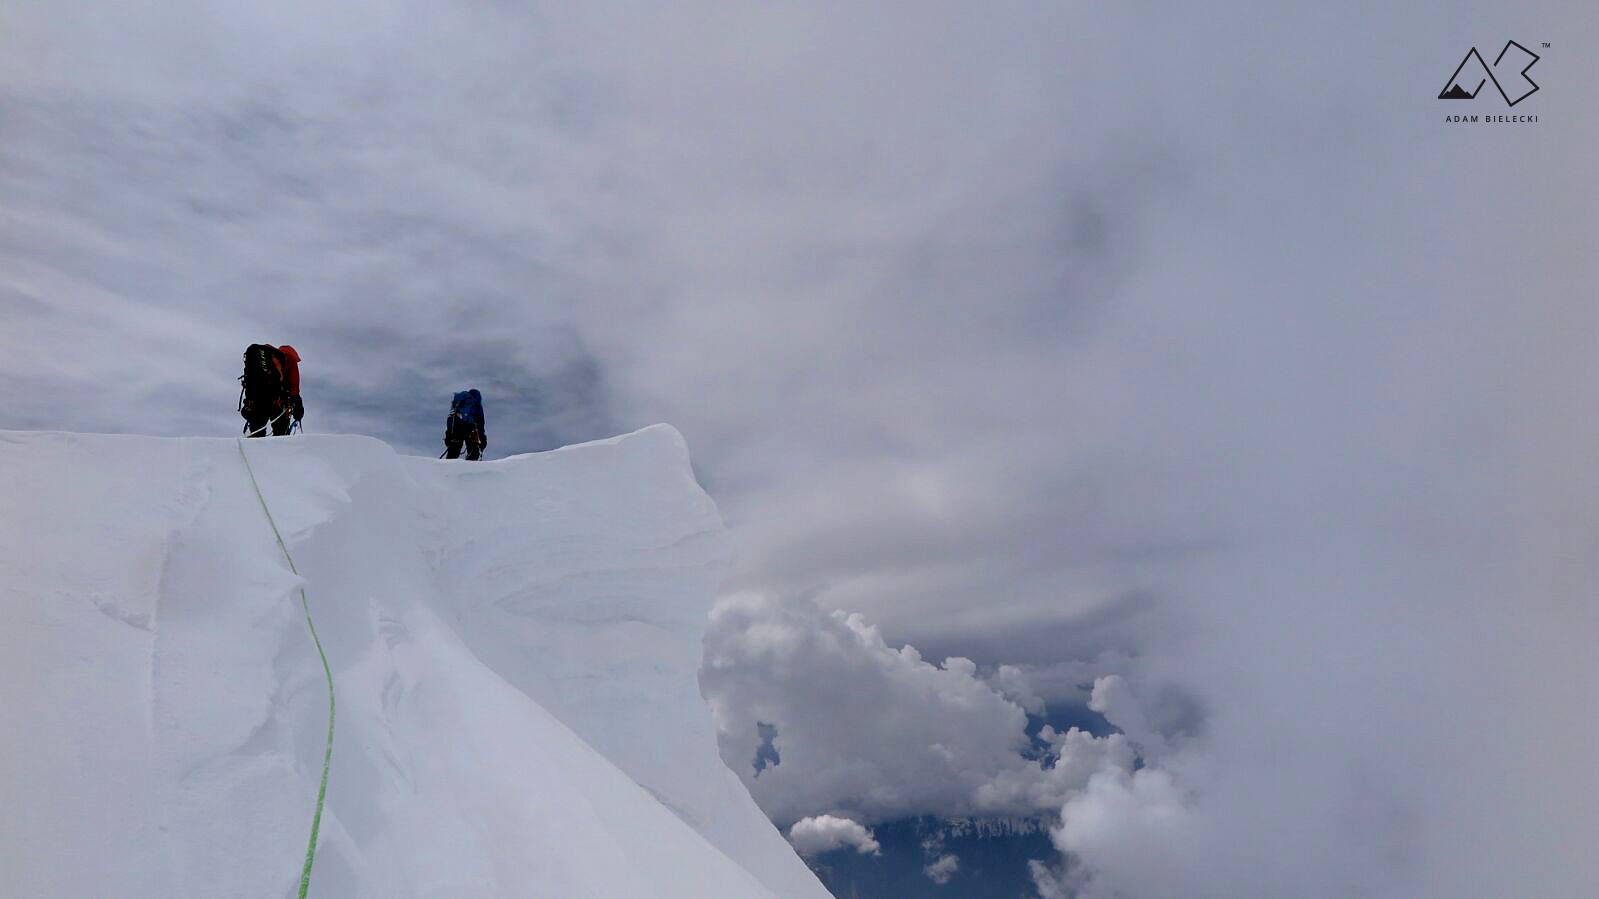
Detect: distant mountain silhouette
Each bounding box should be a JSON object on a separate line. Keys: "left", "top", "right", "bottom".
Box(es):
{"left": 1439, "top": 83, "right": 1477, "bottom": 100}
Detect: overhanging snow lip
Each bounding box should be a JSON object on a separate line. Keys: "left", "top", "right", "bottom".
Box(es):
{"left": 536, "top": 422, "right": 689, "bottom": 459}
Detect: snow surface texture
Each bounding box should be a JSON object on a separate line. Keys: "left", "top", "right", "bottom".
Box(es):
{"left": 0, "top": 425, "right": 830, "bottom": 899}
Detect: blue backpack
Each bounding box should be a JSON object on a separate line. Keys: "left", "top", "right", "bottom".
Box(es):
{"left": 450, "top": 389, "right": 484, "bottom": 429}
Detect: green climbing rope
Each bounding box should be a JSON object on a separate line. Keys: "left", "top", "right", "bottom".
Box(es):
{"left": 237, "top": 439, "right": 335, "bottom": 899}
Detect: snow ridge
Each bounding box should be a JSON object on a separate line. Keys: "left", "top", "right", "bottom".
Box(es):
{"left": 0, "top": 427, "right": 830, "bottom": 899}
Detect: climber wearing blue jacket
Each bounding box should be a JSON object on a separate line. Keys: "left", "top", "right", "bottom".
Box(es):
{"left": 443, "top": 389, "right": 486, "bottom": 460}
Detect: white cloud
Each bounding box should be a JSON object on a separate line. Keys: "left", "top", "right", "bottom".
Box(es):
{"left": 972, "top": 724, "right": 1134, "bottom": 815}
{"left": 922, "top": 853, "right": 959, "bottom": 885}
{"left": 1087, "top": 675, "right": 1169, "bottom": 761}
{"left": 703, "top": 591, "right": 1133, "bottom": 826}
{"left": 786, "top": 815, "right": 880, "bottom": 858}
{"left": 1052, "top": 768, "right": 1197, "bottom": 899}
{"left": 1027, "top": 859, "right": 1074, "bottom": 899}
{"left": 988, "top": 664, "right": 1046, "bottom": 716}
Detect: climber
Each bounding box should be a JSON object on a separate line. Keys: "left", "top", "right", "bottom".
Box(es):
{"left": 238, "top": 344, "right": 304, "bottom": 437}
{"left": 443, "top": 389, "right": 487, "bottom": 460}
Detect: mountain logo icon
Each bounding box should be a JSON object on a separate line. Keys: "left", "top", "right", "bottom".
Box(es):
{"left": 1439, "top": 41, "right": 1540, "bottom": 107}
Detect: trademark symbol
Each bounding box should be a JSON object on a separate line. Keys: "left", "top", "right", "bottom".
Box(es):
{"left": 1542, "top": 42, "right": 1551, "bottom": 48}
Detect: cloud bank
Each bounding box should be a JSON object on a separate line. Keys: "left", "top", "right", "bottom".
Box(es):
{"left": 703, "top": 591, "right": 1133, "bottom": 826}
{"left": 4, "top": 2, "right": 1598, "bottom": 897}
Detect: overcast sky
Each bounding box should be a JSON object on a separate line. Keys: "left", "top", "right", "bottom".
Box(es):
{"left": 3, "top": 2, "right": 1597, "bottom": 897}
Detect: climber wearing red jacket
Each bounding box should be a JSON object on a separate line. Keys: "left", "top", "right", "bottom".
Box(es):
{"left": 239, "top": 343, "right": 304, "bottom": 437}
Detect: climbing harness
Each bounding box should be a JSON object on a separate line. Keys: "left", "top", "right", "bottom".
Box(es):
{"left": 236, "top": 439, "right": 335, "bottom": 899}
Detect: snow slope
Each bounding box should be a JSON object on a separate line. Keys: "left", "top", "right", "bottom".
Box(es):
{"left": 0, "top": 426, "right": 830, "bottom": 899}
